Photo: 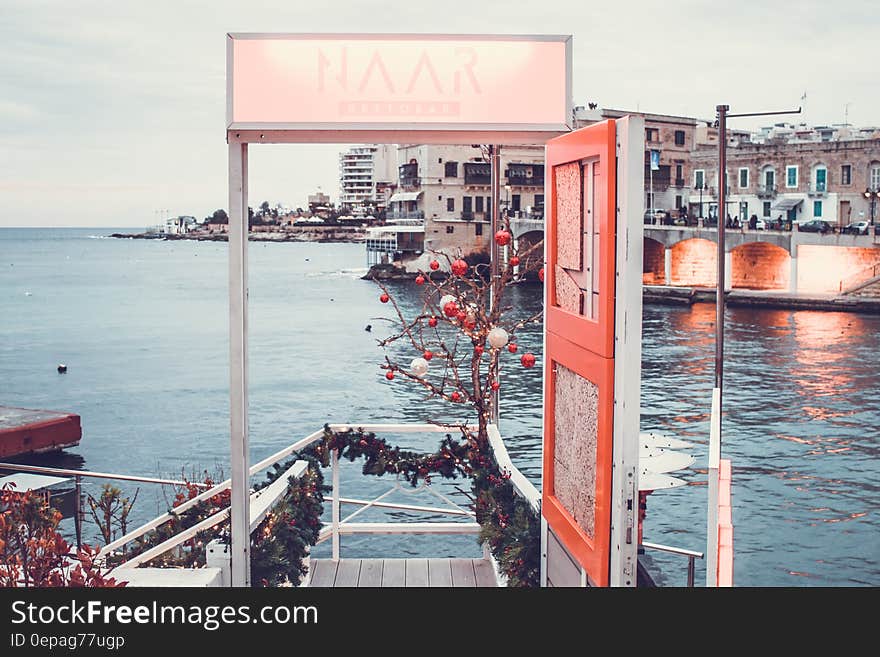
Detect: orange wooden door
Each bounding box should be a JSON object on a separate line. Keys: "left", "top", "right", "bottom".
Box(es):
{"left": 543, "top": 119, "right": 617, "bottom": 586}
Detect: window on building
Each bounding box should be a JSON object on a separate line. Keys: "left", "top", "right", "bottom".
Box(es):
{"left": 871, "top": 164, "right": 880, "bottom": 190}
{"left": 675, "top": 164, "right": 683, "bottom": 183}
{"left": 814, "top": 167, "right": 827, "bottom": 192}
{"left": 738, "top": 168, "right": 749, "bottom": 188}
{"left": 475, "top": 223, "right": 483, "bottom": 236}
{"left": 646, "top": 128, "right": 659, "bottom": 142}
{"left": 486, "top": 197, "right": 492, "bottom": 215}
{"left": 511, "top": 194, "right": 521, "bottom": 212}
{"left": 534, "top": 194, "right": 544, "bottom": 212}
{"left": 446, "top": 225, "right": 454, "bottom": 234}
{"left": 694, "top": 169, "right": 705, "bottom": 188}
{"left": 786, "top": 165, "right": 798, "bottom": 188}
{"left": 674, "top": 130, "right": 685, "bottom": 146}
{"left": 763, "top": 201, "right": 771, "bottom": 217}
{"left": 675, "top": 195, "right": 682, "bottom": 209}
{"left": 475, "top": 196, "right": 484, "bottom": 213}
{"left": 462, "top": 196, "right": 472, "bottom": 217}
{"left": 446, "top": 198, "right": 455, "bottom": 212}
{"left": 739, "top": 201, "right": 748, "bottom": 220}
{"left": 841, "top": 164, "right": 852, "bottom": 185}
{"left": 444, "top": 161, "right": 458, "bottom": 178}
{"left": 438, "top": 195, "right": 442, "bottom": 201}
{"left": 438, "top": 158, "right": 443, "bottom": 163}
{"left": 813, "top": 200, "right": 822, "bottom": 217}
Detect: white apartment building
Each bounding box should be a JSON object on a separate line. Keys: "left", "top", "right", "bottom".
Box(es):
{"left": 338, "top": 144, "right": 397, "bottom": 216}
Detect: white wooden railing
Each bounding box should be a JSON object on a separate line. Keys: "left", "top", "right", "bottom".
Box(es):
{"left": 98, "top": 422, "right": 535, "bottom": 576}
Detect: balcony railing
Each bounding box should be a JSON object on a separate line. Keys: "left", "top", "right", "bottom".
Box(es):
{"left": 400, "top": 177, "right": 421, "bottom": 188}
{"left": 756, "top": 184, "right": 777, "bottom": 198}
{"left": 808, "top": 182, "right": 828, "bottom": 196}
{"left": 386, "top": 210, "right": 424, "bottom": 220}
{"left": 674, "top": 178, "right": 686, "bottom": 187}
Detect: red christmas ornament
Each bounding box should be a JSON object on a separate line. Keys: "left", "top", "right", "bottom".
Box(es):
{"left": 474, "top": 345, "right": 484, "bottom": 356}
{"left": 509, "top": 256, "right": 520, "bottom": 267}
{"left": 451, "top": 259, "right": 468, "bottom": 276}
{"left": 451, "top": 391, "right": 461, "bottom": 402}
{"left": 415, "top": 275, "right": 425, "bottom": 285}
{"left": 464, "top": 318, "right": 476, "bottom": 330}
{"left": 444, "top": 301, "right": 459, "bottom": 317}
{"left": 456, "top": 309, "right": 467, "bottom": 322}
{"left": 521, "top": 352, "right": 536, "bottom": 368}
{"left": 494, "top": 230, "right": 512, "bottom": 246}
{"left": 379, "top": 293, "right": 390, "bottom": 303}
{"left": 538, "top": 267, "right": 545, "bottom": 282}
{"left": 385, "top": 370, "right": 395, "bottom": 380}
{"left": 429, "top": 260, "right": 440, "bottom": 271}
{"left": 491, "top": 381, "right": 500, "bottom": 391}
{"left": 508, "top": 343, "right": 518, "bottom": 353}
{"left": 423, "top": 350, "right": 433, "bottom": 361}
{"left": 428, "top": 316, "right": 438, "bottom": 327}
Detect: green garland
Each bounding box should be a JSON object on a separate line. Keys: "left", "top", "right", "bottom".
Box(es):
{"left": 113, "top": 425, "right": 540, "bottom": 587}
{"left": 309, "top": 425, "right": 541, "bottom": 587}
{"left": 250, "top": 456, "right": 325, "bottom": 587}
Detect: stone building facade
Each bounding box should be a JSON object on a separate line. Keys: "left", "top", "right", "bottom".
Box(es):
{"left": 574, "top": 107, "right": 700, "bottom": 218}
{"left": 367, "top": 143, "right": 544, "bottom": 270}
{"left": 688, "top": 124, "right": 880, "bottom": 227}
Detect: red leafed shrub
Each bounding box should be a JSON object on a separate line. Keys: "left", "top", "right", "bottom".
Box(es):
{"left": 0, "top": 484, "right": 126, "bottom": 588}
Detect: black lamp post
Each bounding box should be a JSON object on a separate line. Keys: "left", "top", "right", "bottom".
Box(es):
{"left": 697, "top": 183, "right": 706, "bottom": 220}
{"left": 864, "top": 188, "right": 878, "bottom": 227}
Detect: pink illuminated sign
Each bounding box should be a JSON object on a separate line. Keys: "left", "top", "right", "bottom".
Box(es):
{"left": 227, "top": 34, "right": 571, "bottom": 131}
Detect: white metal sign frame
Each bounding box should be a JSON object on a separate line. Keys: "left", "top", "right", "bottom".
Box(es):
{"left": 224, "top": 33, "right": 640, "bottom": 588}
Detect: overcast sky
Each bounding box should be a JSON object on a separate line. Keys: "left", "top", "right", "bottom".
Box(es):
{"left": 1, "top": 0, "right": 874, "bottom": 227}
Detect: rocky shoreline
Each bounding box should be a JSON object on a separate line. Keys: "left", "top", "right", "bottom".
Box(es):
{"left": 110, "top": 225, "right": 366, "bottom": 243}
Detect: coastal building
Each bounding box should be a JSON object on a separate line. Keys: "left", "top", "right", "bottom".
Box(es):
{"left": 367, "top": 144, "right": 545, "bottom": 270}
{"left": 165, "top": 215, "right": 197, "bottom": 235}
{"left": 338, "top": 144, "right": 396, "bottom": 217}
{"left": 688, "top": 123, "right": 880, "bottom": 227}
{"left": 574, "top": 106, "right": 702, "bottom": 219}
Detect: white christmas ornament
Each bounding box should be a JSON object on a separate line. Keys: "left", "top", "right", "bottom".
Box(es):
{"left": 410, "top": 357, "right": 429, "bottom": 377}
{"left": 439, "top": 294, "right": 457, "bottom": 309}
{"left": 487, "top": 327, "right": 509, "bottom": 349}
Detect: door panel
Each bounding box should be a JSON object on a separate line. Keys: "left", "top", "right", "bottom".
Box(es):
{"left": 543, "top": 119, "right": 616, "bottom": 586}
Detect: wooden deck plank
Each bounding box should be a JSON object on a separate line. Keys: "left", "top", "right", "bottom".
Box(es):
{"left": 473, "top": 559, "right": 498, "bottom": 587}
{"left": 405, "top": 559, "right": 429, "bottom": 587}
{"left": 381, "top": 559, "right": 406, "bottom": 587}
{"left": 334, "top": 559, "right": 361, "bottom": 587}
{"left": 308, "top": 559, "right": 338, "bottom": 587}
{"left": 428, "top": 558, "right": 453, "bottom": 587}
{"left": 357, "top": 559, "right": 383, "bottom": 587}
{"left": 449, "top": 558, "right": 476, "bottom": 587}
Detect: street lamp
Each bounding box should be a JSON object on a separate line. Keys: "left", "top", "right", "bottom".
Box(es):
{"left": 697, "top": 183, "right": 706, "bottom": 221}
{"left": 504, "top": 184, "right": 511, "bottom": 220}
{"left": 864, "top": 188, "right": 878, "bottom": 227}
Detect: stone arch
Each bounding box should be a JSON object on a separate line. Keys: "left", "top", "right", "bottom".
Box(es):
{"left": 670, "top": 237, "right": 716, "bottom": 287}
{"left": 515, "top": 230, "right": 544, "bottom": 281}
{"left": 643, "top": 237, "right": 665, "bottom": 284}
{"left": 730, "top": 242, "right": 791, "bottom": 290}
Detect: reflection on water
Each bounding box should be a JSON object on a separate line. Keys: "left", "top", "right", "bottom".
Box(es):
{"left": 640, "top": 303, "right": 879, "bottom": 586}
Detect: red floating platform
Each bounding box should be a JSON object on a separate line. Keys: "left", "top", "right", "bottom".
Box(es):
{"left": 0, "top": 406, "right": 82, "bottom": 459}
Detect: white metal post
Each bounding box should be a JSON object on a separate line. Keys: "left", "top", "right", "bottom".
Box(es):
{"left": 489, "top": 145, "right": 502, "bottom": 425}
{"left": 229, "top": 137, "right": 251, "bottom": 587}
{"left": 331, "top": 448, "right": 340, "bottom": 560}
{"left": 610, "top": 116, "right": 644, "bottom": 587}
